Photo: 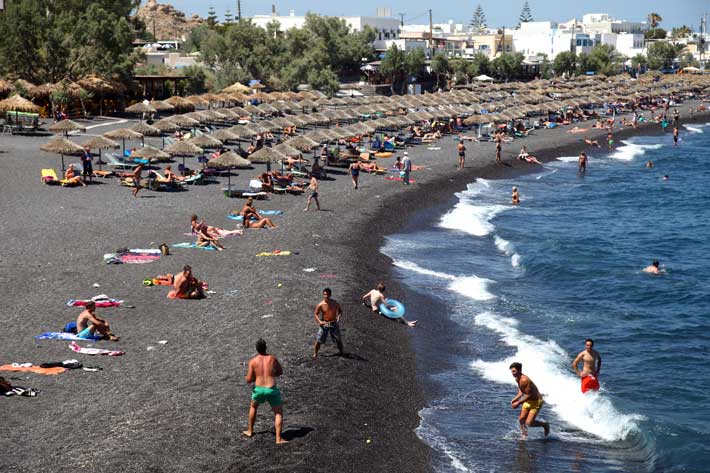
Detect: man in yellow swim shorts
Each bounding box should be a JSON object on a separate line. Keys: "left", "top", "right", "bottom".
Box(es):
{"left": 510, "top": 362, "right": 550, "bottom": 438}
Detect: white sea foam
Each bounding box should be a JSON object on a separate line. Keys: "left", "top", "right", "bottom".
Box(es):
{"left": 683, "top": 124, "right": 704, "bottom": 134}
{"left": 556, "top": 156, "right": 580, "bottom": 163}
{"left": 609, "top": 141, "right": 664, "bottom": 161}
{"left": 393, "top": 260, "right": 496, "bottom": 301}
{"left": 416, "top": 408, "right": 471, "bottom": 472}
{"left": 439, "top": 181, "right": 508, "bottom": 237}
{"left": 471, "top": 312, "right": 643, "bottom": 442}
{"left": 494, "top": 235, "right": 522, "bottom": 268}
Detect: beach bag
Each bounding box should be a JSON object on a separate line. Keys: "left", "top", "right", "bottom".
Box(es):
{"left": 63, "top": 321, "right": 78, "bottom": 334}
{"left": 159, "top": 243, "right": 170, "bottom": 256}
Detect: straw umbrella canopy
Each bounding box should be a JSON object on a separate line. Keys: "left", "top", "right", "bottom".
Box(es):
{"left": 168, "top": 114, "right": 200, "bottom": 128}
{"left": 132, "top": 122, "right": 161, "bottom": 146}
{"left": 227, "top": 125, "right": 258, "bottom": 140}
{"left": 131, "top": 146, "right": 170, "bottom": 162}
{"left": 271, "top": 117, "right": 295, "bottom": 128}
{"left": 40, "top": 137, "right": 84, "bottom": 172}
{"left": 0, "top": 94, "right": 40, "bottom": 113}
{"left": 150, "top": 100, "right": 175, "bottom": 113}
{"left": 125, "top": 101, "right": 157, "bottom": 119}
{"left": 164, "top": 96, "right": 195, "bottom": 112}
{"left": 188, "top": 134, "right": 222, "bottom": 149}
{"left": 211, "top": 129, "right": 238, "bottom": 142}
{"left": 303, "top": 130, "right": 333, "bottom": 144}
{"left": 0, "top": 79, "right": 13, "bottom": 97}
{"left": 48, "top": 119, "right": 86, "bottom": 137}
{"left": 103, "top": 128, "right": 143, "bottom": 154}
{"left": 223, "top": 82, "right": 251, "bottom": 94}
{"left": 273, "top": 143, "right": 302, "bottom": 158}
{"left": 248, "top": 147, "right": 287, "bottom": 164}
{"left": 80, "top": 135, "right": 119, "bottom": 168}
{"left": 164, "top": 140, "right": 204, "bottom": 170}
{"left": 206, "top": 151, "right": 251, "bottom": 191}
{"left": 284, "top": 135, "right": 318, "bottom": 152}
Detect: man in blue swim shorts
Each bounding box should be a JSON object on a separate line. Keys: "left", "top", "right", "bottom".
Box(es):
{"left": 243, "top": 339, "right": 287, "bottom": 444}
{"left": 313, "top": 288, "right": 343, "bottom": 358}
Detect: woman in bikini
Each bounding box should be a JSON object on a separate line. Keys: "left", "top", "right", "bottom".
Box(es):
{"left": 190, "top": 215, "right": 242, "bottom": 239}
{"left": 240, "top": 198, "right": 277, "bottom": 229}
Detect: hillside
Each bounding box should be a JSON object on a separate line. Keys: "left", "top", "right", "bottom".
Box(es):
{"left": 136, "top": 0, "right": 204, "bottom": 41}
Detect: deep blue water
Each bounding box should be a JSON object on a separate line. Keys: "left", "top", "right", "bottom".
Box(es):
{"left": 382, "top": 123, "right": 710, "bottom": 472}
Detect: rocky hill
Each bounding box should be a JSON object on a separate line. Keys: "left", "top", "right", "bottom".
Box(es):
{"left": 136, "top": 0, "right": 204, "bottom": 41}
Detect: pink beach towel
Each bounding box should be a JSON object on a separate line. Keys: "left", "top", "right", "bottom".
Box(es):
{"left": 69, "top": 341, "right": 125, "bottom": 356}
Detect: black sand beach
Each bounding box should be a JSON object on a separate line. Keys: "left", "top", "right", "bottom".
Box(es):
{"left": 1, "top": 102, "right": 708, "bottom": 472}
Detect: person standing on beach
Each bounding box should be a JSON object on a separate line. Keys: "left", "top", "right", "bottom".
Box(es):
{"left": 243, "top": 339, "right": 288, "bottom": 444}
{"left": 130, "top": 164, "right": 144, "bottom": 198}
{"left": 673, "top": 127, "right": 679, "bottom": 146}
{"left": 495, "top": 133, "right": 503, "bottom": 164}
{"left": 578, "top": 152, "right": 588, "bottom": 174}
{"left": 349, "top": 160, "right": 360, "bottom": 189}
{"left": 81, "top": 146, "right": 93, "bottom": 184}
{"left": 457, "top": 141, "right": 466, "bottom": 170}
{"left": 304, "top": 175, "right": 320, "bottom": 211}
{"left": 402, "top": 152, "right": 412, "bottom": 185}
{"left": 510, "top": 362, "right": 550, "bottom": 438}
{"left": 313, "top": 288, "right": 343, "bottom": 358}
{"left": 572, "top": 338, "right": 602, "bottom": 393}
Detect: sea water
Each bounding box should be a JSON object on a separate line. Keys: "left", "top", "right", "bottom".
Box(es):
{"left": 382, "top": 124, "right": 710, "bottom": 472}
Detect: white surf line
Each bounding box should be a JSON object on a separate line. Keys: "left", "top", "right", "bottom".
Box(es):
{"left": 85, "top": 118, "right": 127, "bottom": 130}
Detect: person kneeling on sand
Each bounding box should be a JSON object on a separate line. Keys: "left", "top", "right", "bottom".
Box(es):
{"left": 76, "top": 301, "right": 119, "bottom": 341}
{"left": 240, "top": 198, "right": 277, "bottom": 229}
{"left": 168, "top": 265, "right": 205, "bottom": 299}
{"left": 243, "top": 338, "right": 287, "bottom": 444}
{"left": 362, "top": 282, "right": 416, "bottom": 327}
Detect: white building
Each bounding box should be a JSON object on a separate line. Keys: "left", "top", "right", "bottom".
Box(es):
{"left": 582, "top": 13, "right": 647, "bottom": 35}
{"left": 250, "top": 10, "right": 401, "bottom": 51}
{"left": 401, "top": 20, "right": 466, "bottom": 35}
{"left": 597, "top": 32, "right": 646, "bottom": 58}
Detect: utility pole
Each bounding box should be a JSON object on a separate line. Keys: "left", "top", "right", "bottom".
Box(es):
{"left": 429, "top": 9, "right": 433, "bottom": 56}
{"left": 398, "top": 12, "right": 405, "bottom": 27}
{"left": 237, "top": 0, "right": 241, "bottom": 21}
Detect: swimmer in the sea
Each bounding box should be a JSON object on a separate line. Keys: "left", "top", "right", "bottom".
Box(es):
{"left": 646, "top": 161, "right": 654, "bottom": 168}
{"left": 643, "top": 260, "right": 661, "bottom": 274}
{"left": 511, "top": 186, "right": 520, "bottom": 205}
{"left": 663, "top": 175, "right": 669, "bottom": 181}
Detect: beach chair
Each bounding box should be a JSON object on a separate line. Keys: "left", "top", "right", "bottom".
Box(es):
{"left": 183, "top": 172, "right": 205, "bottom": 185}
{"left": 41, "top": 169, "right": 60, "bottom": 185}
{"left": 105, "top": 153, "right": 137, "bottom": 170}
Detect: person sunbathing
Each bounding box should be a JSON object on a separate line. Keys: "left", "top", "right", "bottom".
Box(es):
{"left": 259, "top": 172, "right": 274, "bottom": 192}
{"left": 240, "top": 197, "right": 277, "bottom": 229}
{"left": 196, "top": 224, "right": 224, "bottom": 250}
{"left": 190, "top": 214, "right": 242, "bottom": 239}
{"left": 361, "top": 162, "right": 385, "bottom": 173}
{"left": 157, "top": 165, "right": 185, "bottom": 184}
{"left": 76, "top": 301, "right": 119, "bottom": 341}
{"left": 64, "top": 164, "right": 86, "bottom": 187}
{"left": 517, "top": 146, "right": 543, "bottom": 165}
{"left": 583, "top": 137, "right": 601, "bottom": 148}
{"left": 168, "top": 265, "right": 205, "bottom": 299}
{"left": 567, "top": 126, "right": 587, "bottom": 133}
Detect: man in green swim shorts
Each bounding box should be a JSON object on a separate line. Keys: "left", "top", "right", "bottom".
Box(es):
{"left": 243, "top": 339, "right": 287, "bottom": 444}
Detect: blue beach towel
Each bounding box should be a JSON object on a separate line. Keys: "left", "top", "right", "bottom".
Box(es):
{"left": 35, "top": 332, "right": 103, "bottom": 341}
{"left": 228, "top": 210, "right": 283, "bottom": 221}
{"left": 172, "top": 242, "right": 217, "bottom": 251}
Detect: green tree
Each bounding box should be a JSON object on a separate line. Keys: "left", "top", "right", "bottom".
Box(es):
{"left": 518, "top": 0, "right": 533, "bottom": 28}
{"left": 490, "top": 52, "right": 523, "bottom": 81}
{"left": 679, "top": 53, "right": 699, "bottom": 68}
{"left": 403, "top": 48, "right": 426, "bottom": 93}
{"left": 647, "top": 12, "right": 662, "bottom": 28}
{"left": 576, "top": 52, "right": 593, "bottom": 74}
{"left": 537, "top": 53, "right": 552, "bottom": 79}
{"left": 469, "top": 52, "right": 490, "bottom": 77}
{"left": 179, "top": 65, "right": 208, "bottom": 94}
{"left": 588, "top": 44, "right": 622, "bottom": 75}
{"left": 645, "top": 28, "right": 667, "bottom": 40}
{"left": 207, "top": 5, "right": 218, "bottom": 28}
{"left": 470, "top": 5, "right": 487, "bottom": 33}
{"left": 553, "top": 51, "right": 576, "bottom": 76}
{"left": 450, "top": 58, "right": 471, "bottom": 84}
{"left": 380, "top": 43, "right": 406, "bottom": 94}
{"left": 631, "top": 54, "right": 648, "bottom": 70}
{"left": 431, "top": 53, "right": 450, "bottom": 89}
{"left": 224, "top": 9, "right": 234, "bottom": 25}
{"left": 671, "top": 26, "right": 692, "bottom": 39}
{"left": 646, "top": 42, "right": 680, "bottom": 70}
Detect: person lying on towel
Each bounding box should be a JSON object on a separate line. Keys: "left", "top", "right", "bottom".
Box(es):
{"left": 168, "top": 265, "right": 205, "bottom": 299}
{"left": 76, "top": 301, "right": 119, "bottom": 341}
{"left": 64, "top": 164, "right": 86, "bottom": 187}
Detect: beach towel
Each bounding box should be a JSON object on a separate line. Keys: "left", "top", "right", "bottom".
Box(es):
{"left": 256, "top": 250, "right": 292, "bottom": 257}
{"left": 227, "top": 210, "right": 283, "bottom": 221}
{"left": 67, "top": 296, "right": 123, "bottom": 308}
{"left": 385, "top": 176, "right": 416, "bottom": 183}
{"left": 0, "top": 364, "right": 67, "bottom": 375}
{"left": 3, "top": 387, "right": 39, "bottom": 397}
{"left": 104, "top": 249, "right": 161, "bottom": 264}
{"left": 69, "top": 341, "right": 125, "bottom": 356}
{"left": 172, "top": 242, "right": 217, "bottom": 251}
{"left": 35, "top": 331, "right": 103, "bottom": 341}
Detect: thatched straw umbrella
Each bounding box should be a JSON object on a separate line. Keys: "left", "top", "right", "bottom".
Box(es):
{"left": 211, "top": 129, "right": 238, "bottom": 142}
{"left": 125, "top": 102, "right": 157, "bottom": 122}
{"left": 248, "top": 147, "right": 287, "bottom": 170}
{"left": 169, "top": 114, "right": 200, "bottom": 128}
{"left": 0, "top": 94, "right": 40, "bottom": 113}
{"left": 103, "top": 128, "right": 143, "bottom": 155}
{"left": 284, "top": 135, "right": 318, "bottom": 152}
{"left": 40, "top": 137, "right": 84, "bottom": 172}
{"left": 164, "top": 96, "right": 195, "bottom": 112}
{"left": 188, "top": 134, "right": 222, "bottom": 149}
{"left": 0, "top": 79, "right": 13, "bottom": 98}
{"left": 164, "top": 140, "right": 204, "bottom": 171}
{"left": 48, "top": 119, "right": 86, "bottom": 137}
{"left": 228, "top": 125, "right": 258, "bottom": 140}
{"left": 150, "top": 100, "right": 175, "bottom": 113}
{"left": 206, "top": 151, "right": 251, "bottom": 191}
{"left": 132, "top": 122, "right": 161, "bottom": 146}
{"left": 223, "top": 82, "right": 251, "bottom": 94}
{"left": 81, "top": 136, "right": 119, "bottom": 169}
{"left": 131, "top": 146, "right": 170, "bottom": 162}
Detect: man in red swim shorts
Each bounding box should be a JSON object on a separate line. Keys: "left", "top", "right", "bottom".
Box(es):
{"left": 572, "top": 338, "right": 602, "bottom": 393}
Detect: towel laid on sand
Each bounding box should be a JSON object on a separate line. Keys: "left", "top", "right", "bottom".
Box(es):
{"left": 256, "top": 250, "right": 292, "bottom": 257}
{"left": 3, "top": 387, "right": 39, "bottom": 397}
{"left": 104, "top": 249, "right": 162, "bottom": 264}
{"left": 0, "top": 364, "right": 67, "bottom": 375}
{"left": 69, "top": 342, "right": 125, "bottom": 356}
{"left": 228, "top": 210, "right": 283, "bottom": 221}
{"left": 67, "top": 298, "right": 123, "bottom": 308}
{"left": 35, "top": 331, "right": 103, "bottom": 341}
{"left": 172, "top": 242, "right": 217, "bottom": 251}
{"left": 385, "top": 176, "right": 416, "bottom": 183}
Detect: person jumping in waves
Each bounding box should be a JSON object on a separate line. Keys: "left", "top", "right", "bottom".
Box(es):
{"left": 510, "top": 362, "right": 550, "bottom": 438}
{"left": 572, "top": 338, "right": 602, "bottom": 393}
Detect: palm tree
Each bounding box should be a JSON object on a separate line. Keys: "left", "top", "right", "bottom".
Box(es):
{"left": 647, "top": 13, "right": 662, "bottom": 29}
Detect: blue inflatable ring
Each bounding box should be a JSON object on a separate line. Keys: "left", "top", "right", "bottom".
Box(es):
{"left": 379, "top": 299, "right": 405, "bottom": 319}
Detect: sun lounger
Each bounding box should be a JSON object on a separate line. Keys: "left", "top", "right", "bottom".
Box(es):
{"left": 105, "top": 153, "right": 137, "bottom": 170}
{"left": 183, "top": 173, "right": 205, "bottom": 185}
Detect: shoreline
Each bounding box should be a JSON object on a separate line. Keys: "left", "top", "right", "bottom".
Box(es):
{"left": 0, "top": 100, "right": 708, "bottom": 472}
